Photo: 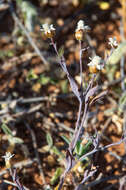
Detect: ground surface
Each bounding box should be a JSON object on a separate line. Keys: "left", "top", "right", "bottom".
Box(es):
{"left": 0, "top": 0, "right": 126, "bottom": 190}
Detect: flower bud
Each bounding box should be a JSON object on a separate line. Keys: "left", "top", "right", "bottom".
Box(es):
{"left": 88, "top": 56, "right": 104, "bottom": 73}
{"left": 40, "top": 24, "right": 56, "bottom": 39}
{"left": 75, "top": 29, "right": 84, "bottom": 41}
{"left": 2, "top": 152, "right": 14, "bottom": 169}
{"left": 75, "top": 20, "right": 90, "bottom": 41}
{"left": 89, "top": 65, "right": 98, "bottom": 74}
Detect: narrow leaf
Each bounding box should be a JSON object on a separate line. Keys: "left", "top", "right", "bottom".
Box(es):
{"left": 85, "top": 86, "right": 99, "bottom": 103}
{"left": 61, "top": 135, "right": 71, "bottom": 144}
{"left": 10, "top": 137, "right": 24, "bottom": 144}
{"left": 58, "top": 46, "right": 64, "bottom": 58}
{"left": 74, "top": 140, "right": 81, "bottom": 155}
{"left": 46, "top": 133, "right": 53, "bottom": 148}
{"left": 51, "top": 168, "right": 62, "bottom": 185}
{"left": 89, "top": 90, "right": 107, "bottom": 105}
{"left": 79, "top": 140, "right": 92, "bottom": 156}
{"left": 1, "top": 123, "right": 13, "bottom": 136}
{"left": 68, "top": 75, "right": 80, "bottom": 99}
{"left": 52, "top": 146, "right": 65, "bottom": 158}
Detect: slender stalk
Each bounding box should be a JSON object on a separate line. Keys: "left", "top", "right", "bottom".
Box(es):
{"left": 70, "top": 103, "right": 88, "bottom": 152}
{"left": 75, "top": 101, "right": 82, "bottom": 131}
{"left": 69, "top": 101, "right": 82, "bottom": 152}
{"left": 76, "top": 103, "right": 88, "bottom": 141}
{"left": 51, "top": 38, "right": 59, "bottom": 57}
{"left": 79, "top": 40, "right": 83, "bottom": 90}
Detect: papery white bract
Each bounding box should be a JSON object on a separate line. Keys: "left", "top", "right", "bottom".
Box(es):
{"left": 75, "top": 20, "right": 90, "bottom": 41}
{"left": 76, "top": 20, "right": 90, "bottom": 32}
{"left": 88, "top": 56, "right": 104, "bottom": 70}
{"left": 40, "top": 23, "right": 55, "bottom": 38}
{"left": 108, "top": 37, "right": 118, "bottom": 48}
{"left": 2, "top": 152, "right": 15, "bottom": 162}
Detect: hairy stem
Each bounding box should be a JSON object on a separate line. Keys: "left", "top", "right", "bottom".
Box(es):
{"left": 79, "top": 40, "right": 83, "bottom": 90}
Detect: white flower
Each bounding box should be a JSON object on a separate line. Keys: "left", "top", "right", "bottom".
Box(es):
{"left": 40, "top": 23, "right": 55, "bottom": 35}
{"left": 76, "top": 20, "right": 90, "bottom": 32}
{"left": 108, "top": 37, "right": 118, "bottom": 48}
{"left": 88, "top": 56, "right": 104, "bottom": 70}
{"left": 2, "top": 152, "right": 15, "bottom": 162}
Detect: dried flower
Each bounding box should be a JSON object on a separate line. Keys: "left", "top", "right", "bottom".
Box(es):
{"left": 2, "top": 152, "right": 15, "bottom": 168}
{"left": 40, "top": 23, "right": 55, "bottom": 38}
{"left": 88, "top": 56, "right": 104, "bottom": 73}
{"left": 108, "top": 37, "right": 118, "bottom": 48}
{"left": 75, "top": 20, "right": 90, "bottom": 41}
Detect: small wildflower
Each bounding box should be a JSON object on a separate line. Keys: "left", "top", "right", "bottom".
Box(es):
{"left": 2, "top": 152, "right": 14, "bottom": 168}
{"left": 108, "top": 37, "right": 118, "bottom": 48}
{"left": 75, "top": 20, "right": 90, "bottom": 41}
{"left": 40, "top": 23, "right": 55, "bottom": 38}
{"left": 88, "top": 56, "right": 104, "bottom": 73}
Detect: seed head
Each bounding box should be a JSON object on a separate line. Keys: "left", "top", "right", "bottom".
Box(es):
{"left": 40, "top": 23, "right": 56, "bottom": 38}
{"left": 88, "top": 56, "right": 104, "bottom": 73}
{"left": 2, "top": 152, "right": 14, "bottom": 168}
{"left": 75, "top": 20, "right": 90, "bottom": 41}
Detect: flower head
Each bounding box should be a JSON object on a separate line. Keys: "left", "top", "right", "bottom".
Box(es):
{"left": 76, "top": 20, "right": 90, "bottom": 32}
{"left": 88, "top": 56, "right": 104, "bottom": 73}
{"left": 108, "top": 37, "right": 118, "bottom": 48}
{"left": 2, "top": 152, "right": 15, "bottom": 168}
{"left": 75, "top": 20, "right": 90, "bottom": 41}
{"left": 40, "top": 23, "right": 55, "bottom": 38}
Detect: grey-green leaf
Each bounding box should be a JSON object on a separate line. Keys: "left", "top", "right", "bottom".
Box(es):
{"left": 46, "top": 133, "right": 53, "bottom": 147}
{"left": 58, "top": 46, "right": 64, "bottom": 58}
{"left": 9, "top": 137, "right": 24, "bottom": 144}
{"left": 50, "top": 168, "right": 62, "bottom": 185}
{"left": 75, "top": 140, "right": 81, "bottom": 155}
{"left": 52, "top": 146, "right": 65, "bottom": 158}
{"left": 61, "top": 135, "right": 71, "bottom": 144}
{"left": 79, "top": 140, "right": 92, "bottom": 156}
{"left": 1, "top": 123, "right": 13, "bottom": 136}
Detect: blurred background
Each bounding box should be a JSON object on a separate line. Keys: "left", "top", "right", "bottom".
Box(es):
{"left": 0, "top": 0, "right": 126, "bottom": 190}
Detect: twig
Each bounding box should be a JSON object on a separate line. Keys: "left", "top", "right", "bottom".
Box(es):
{"left": 108, "top": 150, "right": 122, "bottom": 161}
{"left": 24, "top": 122, "right": 46, "bottom": 186}
{"left": 83, "top": 174, "right": 123, "bottom": 189}
{"left": 99, "top": 117, "right": 112, "bottom": 141}
{"left": 43, "top": 116, "right": 74, "bottom": 133}
{"left": 75, "top": 169, "right": 97, "bottom": 190}
{"left": 0, "top": 97, "right": 48, "bottom": 105}
{"left": 0, "top": 93, "right": 74, "bottom": 105}
{"left": 9, "top": 168, "right": 25, "bottom": 190}
{"left": 3, "top": 179, "right": 29, "bottom": 190}
{"left": 79, "top": 137, "right": 126, "bottom": 162}
{"left": 0, "top": 104, "right": 42, "bottom": 120}
{"left": 0, "top": 158, "right": 37, "bottom": 177}
{"left": 119, "top": 176, "right": 126, "bottom": 190}
{"left": 8, "top": 0, "right": 48, "bottom": 65}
